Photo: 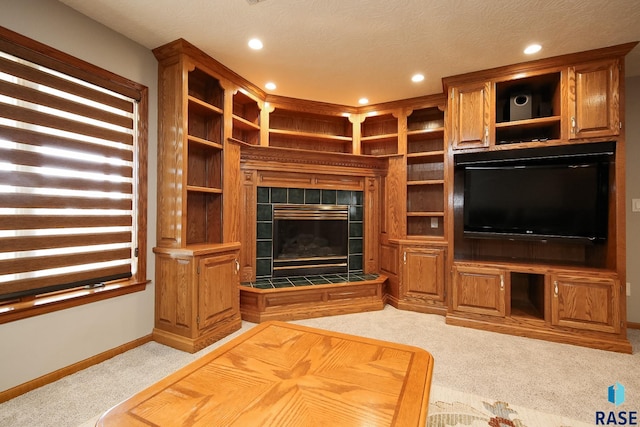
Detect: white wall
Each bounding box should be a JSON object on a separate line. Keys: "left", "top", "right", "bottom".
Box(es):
{"left": 0, "top": 0, "right": 158, "bottom": 391}
{"left": 626, "top": 75, "right": 640, "bottom": 323}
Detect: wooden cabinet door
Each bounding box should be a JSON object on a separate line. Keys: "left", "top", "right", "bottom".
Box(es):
{"left": 452, "top": 264, "right": 506, "bottom": 317}
{"left": 198, "top": 251, "right": 239, "bottom": 331}
{"left": 401, "top": 246, "right": 445, "bottom": 302}
{"left": 154, "top": 253, "right": 195, "bottom": 335}
{"left": 449, "top": 82, "right": 492, "bottom": 149}
{"left": 568, "top": 59, "right": 620, "bottom": 139}
{"left": 551, "top": 274, "right": 620, "bottom": 333}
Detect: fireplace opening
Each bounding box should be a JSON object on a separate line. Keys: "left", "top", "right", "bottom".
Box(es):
{"left": 273, "top": 204, "right": 349, "bottom": 277}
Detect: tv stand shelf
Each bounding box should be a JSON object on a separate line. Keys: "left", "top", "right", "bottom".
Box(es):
{"left": 449, "top": 260, "right": 629, "bottom": 353}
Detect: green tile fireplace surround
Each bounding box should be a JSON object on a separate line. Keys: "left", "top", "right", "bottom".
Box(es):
{"left": 255, "top": 187, "right": 364, "bottom": 278}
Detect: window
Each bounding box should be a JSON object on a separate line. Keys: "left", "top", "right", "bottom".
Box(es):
{"left": 0, "top": 27, "right": 148, "bottom": 321}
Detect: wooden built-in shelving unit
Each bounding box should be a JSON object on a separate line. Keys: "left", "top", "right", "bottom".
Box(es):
{"left": 152, "top": 39, "right": 244, "bottom": 352}
{"left": 442, "top": 42, "right": 637, "bottom": 353}
{"left": 152, "top": 37, "right": 637, "bottom": 353}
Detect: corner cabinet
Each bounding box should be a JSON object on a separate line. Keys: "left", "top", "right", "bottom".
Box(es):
{"left": 152, "top": 39, "right": 244, "bottom": 352}
{"left": 398, "top": 244, "right": 446, "bottom": 314}
{"left": 153, "top": 243, "right": 241, "bottom": 353}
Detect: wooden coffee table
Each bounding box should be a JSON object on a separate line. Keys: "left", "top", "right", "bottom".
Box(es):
{"left": 97, "top": 321, "right": 434, "bottom": 426}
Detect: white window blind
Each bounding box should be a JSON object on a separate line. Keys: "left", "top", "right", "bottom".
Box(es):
{"left": 0, "top": 48, "right": 138, "bottom": 301}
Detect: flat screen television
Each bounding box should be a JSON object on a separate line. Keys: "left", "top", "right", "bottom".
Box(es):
{"left": 456, "top": 143, "right": 614, "bottom": 243}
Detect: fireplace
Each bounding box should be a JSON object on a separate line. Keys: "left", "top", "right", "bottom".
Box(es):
{"left": 255, "top": 187, "right": 363, "bottom": 278}
{"left": 273, "top": 205, "right": 348, "bottom": 277}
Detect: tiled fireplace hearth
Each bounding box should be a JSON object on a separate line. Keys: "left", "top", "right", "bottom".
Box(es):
{"left": 240, "top": 186, "right": 386, "bottom": 324}
{"left": 255, "top": 187, "right": 363, "bottom": 278}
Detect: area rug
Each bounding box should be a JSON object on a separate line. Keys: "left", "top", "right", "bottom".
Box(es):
{"left": 427, "top": 385, "right": 592, "bottom": 427}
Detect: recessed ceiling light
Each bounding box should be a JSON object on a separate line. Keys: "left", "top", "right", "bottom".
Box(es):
{"left": 358, "top": 97, "right": 369, "bottom": 105}
{"left": 524, "top": 44, "right": 542, "bottom": 55}
{"left": 248, "top": 38, "right": 263, "bottom": 50}
{"left": 411, "top": 74, "right": 425, "bottom": 83}
{"left": 265, "top": 82, "right": 276, "bottom": 90}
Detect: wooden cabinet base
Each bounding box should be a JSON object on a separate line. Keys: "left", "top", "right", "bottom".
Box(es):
{"left": 240, "top": 276, "right": 386, "bottom": 323}
{"left": 152, "top": 314, "right": 242, "bottom": 353}
{"left": 387, "top": 295, "right": 447, "bottom": 316}
{"left": 445, "top": 313, "right": 632, "bottom": 353}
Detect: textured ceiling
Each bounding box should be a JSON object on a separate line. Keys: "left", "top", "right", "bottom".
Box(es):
{"left": 58, "top": 0, "right": 640, "bottom": 106}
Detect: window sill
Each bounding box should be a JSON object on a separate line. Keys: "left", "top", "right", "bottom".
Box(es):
{"left": 0, "top": 279, "right": 150, "bottom": 324}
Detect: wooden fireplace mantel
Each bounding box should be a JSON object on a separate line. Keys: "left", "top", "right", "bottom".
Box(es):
{"left": 232, "top": 138, "right": 387, "bottom": 282}
{"left": 235, "top": 138, "right": 388, "bottom": 177}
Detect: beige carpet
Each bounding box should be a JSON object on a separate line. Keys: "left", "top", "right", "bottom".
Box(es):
{"left": 1, "top": 305, "right": 638, "bottom": 426}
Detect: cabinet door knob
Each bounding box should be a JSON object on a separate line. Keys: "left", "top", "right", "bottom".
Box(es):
{"left": 235, "top": 259, "right": 240, "bottom": 273}
{"left": 554, "top": 280, "right": 559, "bottom": 296}
{"left": 571, "top": 117, "right": 576, "bottom": 134}
{"left": 500, "top": 275, "right": 504, "bottom": 290}
{"left": 403, "top": 251, "right": 407, "bottom": 264}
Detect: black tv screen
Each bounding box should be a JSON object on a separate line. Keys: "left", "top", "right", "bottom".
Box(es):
{"left": 459, "top": 145, "right": 612, "bottom": 243}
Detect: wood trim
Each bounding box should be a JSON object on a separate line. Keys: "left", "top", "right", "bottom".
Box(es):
{"left": 152, "top": 241, "right": 241, "bottom": 258}
{"left": 236, "top": 138, "right": 388, "bottom": 172}
{"left": 446, "top": 313, "right": 632, "bottom": 353}
{"left": 152, "top": 38, "right": 266, "bottom": 100}
{"left": 0, "top": 334, "right": 153, "bottom": 403}
{"left": 442, "top": 42, "right": 638, "bottom": 91}
{"left": 0, "top": 26, "right": 146, "bottom": 100}
{"left": 135, "top": 85, "right": 149, "bottom": 286}
{"left": 0, "top": 280, "right": 149, "bottom": 325}
{"left": 152, "top": 314, "right": 242, "bottom": 353}
{"left": 628, "top": 322, "right": 640, "bottom": 330}
{"left": 265, "top": 93, "right": 356, "bottom": 116}
{"left": 358, "top": 93, "right": 447, "bottom": 114}
{"left": 239, "top": 277, "right": 386, "bottom": 323}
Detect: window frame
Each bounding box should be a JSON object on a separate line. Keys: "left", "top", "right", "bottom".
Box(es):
{"left": 0, "top": 26, "right": 148, "bottom": 324}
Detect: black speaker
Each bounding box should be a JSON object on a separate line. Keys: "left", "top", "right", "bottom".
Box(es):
{"left": 510, "top": 92, "right": 532, "bottom": 121}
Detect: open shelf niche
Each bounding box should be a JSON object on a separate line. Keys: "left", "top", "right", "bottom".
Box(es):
{"left": 509, "top": 272, "right": 545, "bottom": 321}
{"left": 232, "top": 89, "right": 261, "bottom": 145}
{"left": 494, "top": 72, "right": 561, "bottom": 145}
{"left": 360, "top": 112, "right": 399, "bottom": 156}
{"left": 268, "top": 108, "right": 353, "bottom": 153}
{"left": 186, "top": 67, "right": 224, "bottom": 245}
{"left": 405, "top": 106, "right": 446, "bottom": 238}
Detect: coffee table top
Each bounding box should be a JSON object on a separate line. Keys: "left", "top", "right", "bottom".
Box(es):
{"left": 97, "top": 321, "right": 434, "bottom": 426}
